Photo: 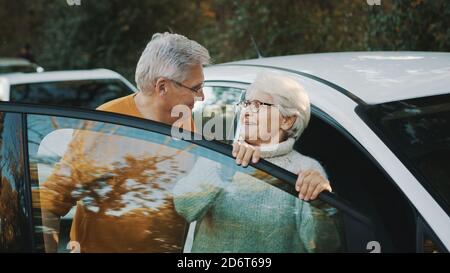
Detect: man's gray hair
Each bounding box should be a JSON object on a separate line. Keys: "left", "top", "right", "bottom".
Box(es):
{"left": 135, "top": 32, "right": 211, "bottom": 93}
{"left": 246, "top": 71, "right": 311, "bottom": 140}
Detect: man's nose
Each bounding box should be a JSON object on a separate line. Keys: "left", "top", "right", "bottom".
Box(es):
{"left": 195, "top": 89, "right": 205, "bottom": 101}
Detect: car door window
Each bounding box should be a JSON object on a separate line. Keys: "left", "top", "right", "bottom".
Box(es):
{"left": 28, "top": 115, "right": 196, "bottom": 253}
{"left": 423, "top": 235, "right": 441, "bottom": 253}
{"left": 296, "top": 108, "right": 418, "bottom": 252}
{"left": 0, "top": 112, "right": 30, "bottom": 252}
{"left": 24, "top": 109, "right": 357, "bottom": 253}
{"left": 193, "top": 85, "right": 244, "bottom": 143}
{"left": 176, "top": 157, "right": 344, "bottom": 253}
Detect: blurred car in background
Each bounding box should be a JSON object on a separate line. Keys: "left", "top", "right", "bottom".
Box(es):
{"left": 0, "top": 58, "right": 44, "bottom": 74}
{"left": 0, "top": 69, "right": 137, "bottom": 109}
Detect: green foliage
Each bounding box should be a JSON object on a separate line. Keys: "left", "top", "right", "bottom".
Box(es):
{"left": 0, "top": 0, "right": 448, "bottom": 84}
{"left": 37, "top": 0, "right": 204, "bottom": 81}
{"left": 367, "top": 0, "right": 450, "bottom": 51}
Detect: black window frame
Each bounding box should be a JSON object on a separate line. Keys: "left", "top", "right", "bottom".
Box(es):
{"left": 355, "top": 96, "right": 450, "bottom": 217}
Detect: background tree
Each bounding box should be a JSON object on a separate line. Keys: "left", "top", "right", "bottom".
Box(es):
{"left": 0, "top": 0, "right": 448, "bottom": 83}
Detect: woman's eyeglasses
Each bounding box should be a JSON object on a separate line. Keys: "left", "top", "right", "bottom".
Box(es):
{"left": 237, "top": 100, "right": 275, "bottom": 113}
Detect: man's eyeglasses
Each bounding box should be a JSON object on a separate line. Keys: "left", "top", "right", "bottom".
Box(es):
{"left": 237, "top": 100, "right": 275, "bottom": 113}
{"left": 170, "top": 79, "right": 204, "bottom": 94}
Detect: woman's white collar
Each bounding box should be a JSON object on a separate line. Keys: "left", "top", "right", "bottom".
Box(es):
{"left": 258, "top": 137, "right": 295, "bottom": 158}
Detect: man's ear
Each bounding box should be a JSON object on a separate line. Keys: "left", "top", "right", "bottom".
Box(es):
{"left": 281, "top": 116, "right": 296, "bottom": 131}
{"left": 155, "top": 78, "right": 167, "bottom": 96}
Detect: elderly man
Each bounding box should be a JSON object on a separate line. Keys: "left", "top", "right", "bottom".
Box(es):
{"left": 98, "top": 32, "right": 209, "bottom": 130}
{"left": 38, "top": 33, "right": 210, "bottom": 253}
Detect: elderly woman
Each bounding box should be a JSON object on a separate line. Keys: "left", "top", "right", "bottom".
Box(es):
{"left": 232, "top": 72, "right": 331, "bottom": 201}
{"left": 173, "top": 72, "right": 341, "bottom": 252}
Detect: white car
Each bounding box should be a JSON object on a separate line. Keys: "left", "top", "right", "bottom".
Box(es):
{"left": 0, "top": 69, "right": 137, "bottom": 109}
{"left": 0, "top": 58, "right": 44, "bottom": 74}
{"left": 0, "top": 52, "right": 447, "bottom": 253}
{"left": 200, "top": 51, "right": 450, "bottom": 252}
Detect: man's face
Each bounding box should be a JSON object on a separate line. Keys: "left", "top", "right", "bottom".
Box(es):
{"left": 165, "top": 64, "right": 205, "bottom": 112}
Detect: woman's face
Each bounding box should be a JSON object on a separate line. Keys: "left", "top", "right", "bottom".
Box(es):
{"left": 239, "top": 92, "right": 285, "bottom": 146}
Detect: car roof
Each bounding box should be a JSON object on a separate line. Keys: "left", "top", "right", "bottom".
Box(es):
{"left": 0, "top": 68, "right": 125, "bottom": 85}
{"left": 209, "top": 51, "right": 450, "bottom": 104}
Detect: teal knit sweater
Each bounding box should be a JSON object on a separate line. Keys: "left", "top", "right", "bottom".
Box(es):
{"left": 173, "top": 139, "right": 342, "bottom": 253}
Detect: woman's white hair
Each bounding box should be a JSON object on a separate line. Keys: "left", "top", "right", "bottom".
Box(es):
{"left": 135, "top": 32, "right": 211, "bottom": 93}
{"left": 246, "top": 71, "right": 311, "bottom": 140}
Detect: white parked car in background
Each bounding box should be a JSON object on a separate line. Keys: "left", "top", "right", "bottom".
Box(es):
{"left": 0, "top": 69, "right": 137, "bottom": 109}
{"left": 0, "top": 57, "right": 44, "bottom": 74}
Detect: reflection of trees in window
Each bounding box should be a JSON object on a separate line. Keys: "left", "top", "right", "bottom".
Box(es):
{"left": 0, "top": 177, "right": 21, "bottom": 251}
{"left": 39, "top": 130, "right": 189, "bottom": 252}
{"left": 0, "top": 113, "right": 26, "bottom": 252}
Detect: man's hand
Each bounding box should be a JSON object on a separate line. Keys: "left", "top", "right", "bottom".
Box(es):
{"left": 295, "top": 170, "right": 332, "bottom": 201}
{"left": 232, "top": 141, "right": 261, "bottom": 167}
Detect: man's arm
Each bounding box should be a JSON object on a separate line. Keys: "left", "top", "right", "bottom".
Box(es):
{"left": 35, "top": 130, "right": 94, "bottom": 252}
{"left": 173, "top": 157, "right": 233, "bottom": 222}
{"left": 41, "top": 209, "right": 60, "bottom": 252}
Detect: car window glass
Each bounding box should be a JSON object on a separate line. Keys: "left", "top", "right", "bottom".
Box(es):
{"left": 359, "top": 94, "right": 450, "bottom": 215}
{"left": 296, "top": 111, "right": 417, "bottom": 252}
{"left": 27, "top": 114, "right": 345, "bottom": 253}
{"left": 0, "top": 112, "right": 29, "bottom": 252}
{"left": 193, "top": 86, "right": 244, "bottom": 143}
{"left": 423, "top": 233, "right": 441, "bottom": 253}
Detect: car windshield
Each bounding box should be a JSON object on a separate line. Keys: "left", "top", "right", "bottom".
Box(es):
{"left": 9, "top": 79, "right": 133, "bottom": 109}
{"left": 360, "top": 94, "right": 450, "bottom": 215}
